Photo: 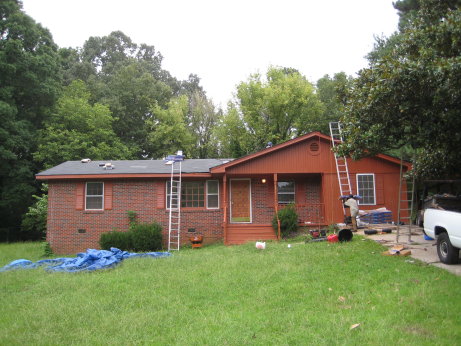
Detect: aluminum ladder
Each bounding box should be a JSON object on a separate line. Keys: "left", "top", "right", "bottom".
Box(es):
{"left": 396, "top": 154, "right": 416, "bottom": 243}
{"left": 167, "top": 157, "right": 183, "bottom": 251}
{"left": 329, "top": 122, "right": 353, "bottom": 206}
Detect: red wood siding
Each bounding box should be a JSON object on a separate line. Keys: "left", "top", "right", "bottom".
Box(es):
{"left": 225, "top": 139, "right": 334, "bottom": 175}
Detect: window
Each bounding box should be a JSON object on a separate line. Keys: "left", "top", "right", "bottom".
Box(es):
{"left": 86, "top": 182, "right": 104, "bottom": 210}
{"left": 207, "top": 180, "right": 219, "bottom": 209}
{"left": 182, "top": 182, "right": 204, "bottom": 207}
{"left": 278, "top": 181, "right": 295, "bottom": 204}
{"left": 167, "top": 180, "right": 220, "bottom": 209}
{"left": 357, "top": 174, "right": 376, "bottom": 205}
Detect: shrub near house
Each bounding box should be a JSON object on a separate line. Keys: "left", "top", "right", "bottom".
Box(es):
{"left": 99, "top": 213, "right": 163, "bottom": 251}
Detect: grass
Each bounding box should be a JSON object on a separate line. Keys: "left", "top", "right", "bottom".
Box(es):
{"left": 1, "top": 239, "right": 460, "bottom": 345}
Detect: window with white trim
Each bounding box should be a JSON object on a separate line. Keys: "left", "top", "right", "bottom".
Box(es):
{"left": 86, "top": 182, "right": 104, "bottom": 210}
{"left": 357, "top": 174, "right": 375, "bottom": 205}
{"left": 167, "top": 181, "right": 219, "bottom": 209}
{"left": 277, "top": 181, "right": 295, "bottom": 204}
{"left": 207, "top": 180, "right": 219, "bottom": 209}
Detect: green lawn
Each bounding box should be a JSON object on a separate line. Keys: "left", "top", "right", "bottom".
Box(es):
{"left": 1, "top": 239, "right": 460, "bottom": 345}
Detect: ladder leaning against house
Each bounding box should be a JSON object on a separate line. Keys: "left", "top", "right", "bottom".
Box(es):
{"left": 329, "top": 122, "right": 353, "bottom": 213}
{"left": 396, "top": 153, "right": 416, "bottom": 243}
{"left": 165, "top": 151, "right": 184, "bottom": 251}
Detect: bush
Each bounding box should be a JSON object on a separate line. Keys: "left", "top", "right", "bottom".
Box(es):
{"left": 272, "top": 206, "right": 298, "bottom": 237}
{"left": 21, "top": 186, "right": 48, "bottom": 240}
{"left": 99, "top": 215, "right": 163, "bottom": 252}
{"left": 131, "top": 222, "right": 163, "bottom": 252}
{"left": 127, "top": 210, "right": 137, "bottom": 230}
{"left": 42, "top": 242, "right": 53, "bottom": 257}
{"left": 99, "top": 231, "right": 133, "bottom": 251}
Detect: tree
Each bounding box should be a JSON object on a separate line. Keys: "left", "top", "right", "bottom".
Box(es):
{"left": 338, "top": 0, "right": 461, "bottom": 178}
{"left": 186, "top": 90, "right": 220, "bottom": 158}
{"left": 235, "top": 66, "right": 324, "bottom": 150}
{"left": 316, "top": 72, "right": 353, "bottom": 133}
{"left": 21, "top": 184, "right": 48, "bottom": 240}
{"left": 0, "top": 0, "right": 62, "bottom": 240}
{"left": 34, "top": 80, "right": 132, "bottom": 167}
{"left": 213, "top": 103, "right": 251, "bottom": 158}
{"left": 100, "top": 62, "right": 173, "bottom": 157}
{"left": 73, "top": 31, "right": 183, "bottom": 157}
{"left": 146, "top": 95, "right": 194, "bottom": 159}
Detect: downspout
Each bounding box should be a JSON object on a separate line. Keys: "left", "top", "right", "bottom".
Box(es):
{"left": 223, "top": 174, "right": 228, "bottom": 244}
{"left": 273, "top": 173, "right": 280, "bottom": 240}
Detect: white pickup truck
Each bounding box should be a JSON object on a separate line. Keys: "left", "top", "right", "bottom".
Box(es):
{"left": 424, "top": 208, "right": 461, "bottom": 264}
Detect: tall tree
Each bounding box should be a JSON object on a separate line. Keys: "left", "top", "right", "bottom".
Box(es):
{"left": 146, "top": 96, "right": 194, "bottom": 159}
{"left": 235, "top": 66, "right": 324, "bottom": 150}
{"left": 186, "top": 90, "right": 220, "bottom": 158}
{"left": 0, "top": 0, "right": 61, "bottom": 240}
{"left": 100, "top": 62, "right": 173, "bottom": 157}
{"left": 338, "top": 0, "right": 461, "bottom": 178}
{"left": 34, "top": 80, "right": 132, "bottom": 168}
{"left": 73, "top": 31, "right": 182, "bottom": 157}
{"left": 213, "top": 103, "right": 251, "bottom": 158}
{"left": 316, "top": 72, "right": 353, "bottom": 133}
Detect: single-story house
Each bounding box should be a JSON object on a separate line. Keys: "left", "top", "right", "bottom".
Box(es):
{"left": 37, "top": 132, "right": 410, "bottom": 254}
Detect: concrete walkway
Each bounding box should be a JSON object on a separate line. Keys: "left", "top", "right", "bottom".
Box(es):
{"left": 358, "top": 226, "right": 461, "bottom": 276}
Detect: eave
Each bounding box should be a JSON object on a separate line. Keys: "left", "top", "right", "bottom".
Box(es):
{"left": 36, "top": 172, "right": 213, "bottom": 181}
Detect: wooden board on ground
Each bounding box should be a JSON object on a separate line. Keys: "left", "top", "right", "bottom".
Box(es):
{"left": 381, "top": 244, "right": 412, "bottom": 257}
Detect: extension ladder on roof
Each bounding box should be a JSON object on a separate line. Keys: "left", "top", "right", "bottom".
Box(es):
{"left": 329, "top": 122, "right": 353, "bottom": 205}
{"left": 167, "top": 158, "right": 182, "bottom": 251}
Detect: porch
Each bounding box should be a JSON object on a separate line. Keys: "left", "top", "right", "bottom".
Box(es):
{"left": 222, "top": 174, "right": 325, "bottom": 245}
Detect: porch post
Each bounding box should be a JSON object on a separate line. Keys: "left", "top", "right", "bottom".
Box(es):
{"left": 223, "top": 174, "right": 228, "bottom": 244}
{"left": 273, "top": 173, "right": 281, "bottom": 240}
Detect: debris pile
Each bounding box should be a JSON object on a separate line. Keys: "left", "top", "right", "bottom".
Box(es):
{"left": 381, "top": 244, "right": 411, "bottom": 257}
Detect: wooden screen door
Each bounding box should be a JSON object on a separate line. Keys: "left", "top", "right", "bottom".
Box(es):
{"left": 230, "top": 179, "right": 251, "bottom": 223}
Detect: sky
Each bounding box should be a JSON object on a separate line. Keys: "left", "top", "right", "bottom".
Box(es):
{"left": 22, "top": 0, "right": 400, "bottom": 107}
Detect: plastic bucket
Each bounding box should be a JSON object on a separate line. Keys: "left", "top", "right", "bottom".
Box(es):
{"left": 327, "top": 234, "right": 338, "bottom": 243}
{"left": 338, "top": 228, "right": 353, "bottom": 242}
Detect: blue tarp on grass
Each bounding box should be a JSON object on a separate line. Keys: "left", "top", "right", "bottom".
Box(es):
{"left": 0, "top": 247, "right": 171, "bottom": 273}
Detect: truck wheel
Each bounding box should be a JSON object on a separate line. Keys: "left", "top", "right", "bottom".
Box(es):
{"left": 437, "top": 232, "right": 460, "bottom": 264}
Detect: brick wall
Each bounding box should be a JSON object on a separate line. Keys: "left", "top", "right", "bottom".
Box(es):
{"left": 47, "top": 179, "right": 223, "bottom": 254}
{"left": 250, "top": 176, "right": 322, "bottom": 224}
{"left": 252, "top": 179, "right": 275, "bottom": 223}
{"left": 47, "top": 176, "right": 323, "bottom": 254}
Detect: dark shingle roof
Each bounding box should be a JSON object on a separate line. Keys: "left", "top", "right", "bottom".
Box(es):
{"left": 37, "top": 159, "right": 232, "bottom": 177}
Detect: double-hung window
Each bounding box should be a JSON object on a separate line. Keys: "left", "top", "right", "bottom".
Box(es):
{"left": 278, "top": 181, "right": 295, "bottom": 204}
{"left": 86, "top": 182, "right": 104, "bottom": 210}
{"left": 206, "top": 180, "right": 219, "bottom": 209}
{"left": 356, "top": 174, "right": 376, "bottom": 205}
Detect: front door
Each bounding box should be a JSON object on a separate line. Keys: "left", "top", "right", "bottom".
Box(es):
{"left": 230, "top": 179, "right": 251, "bottom": 223}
